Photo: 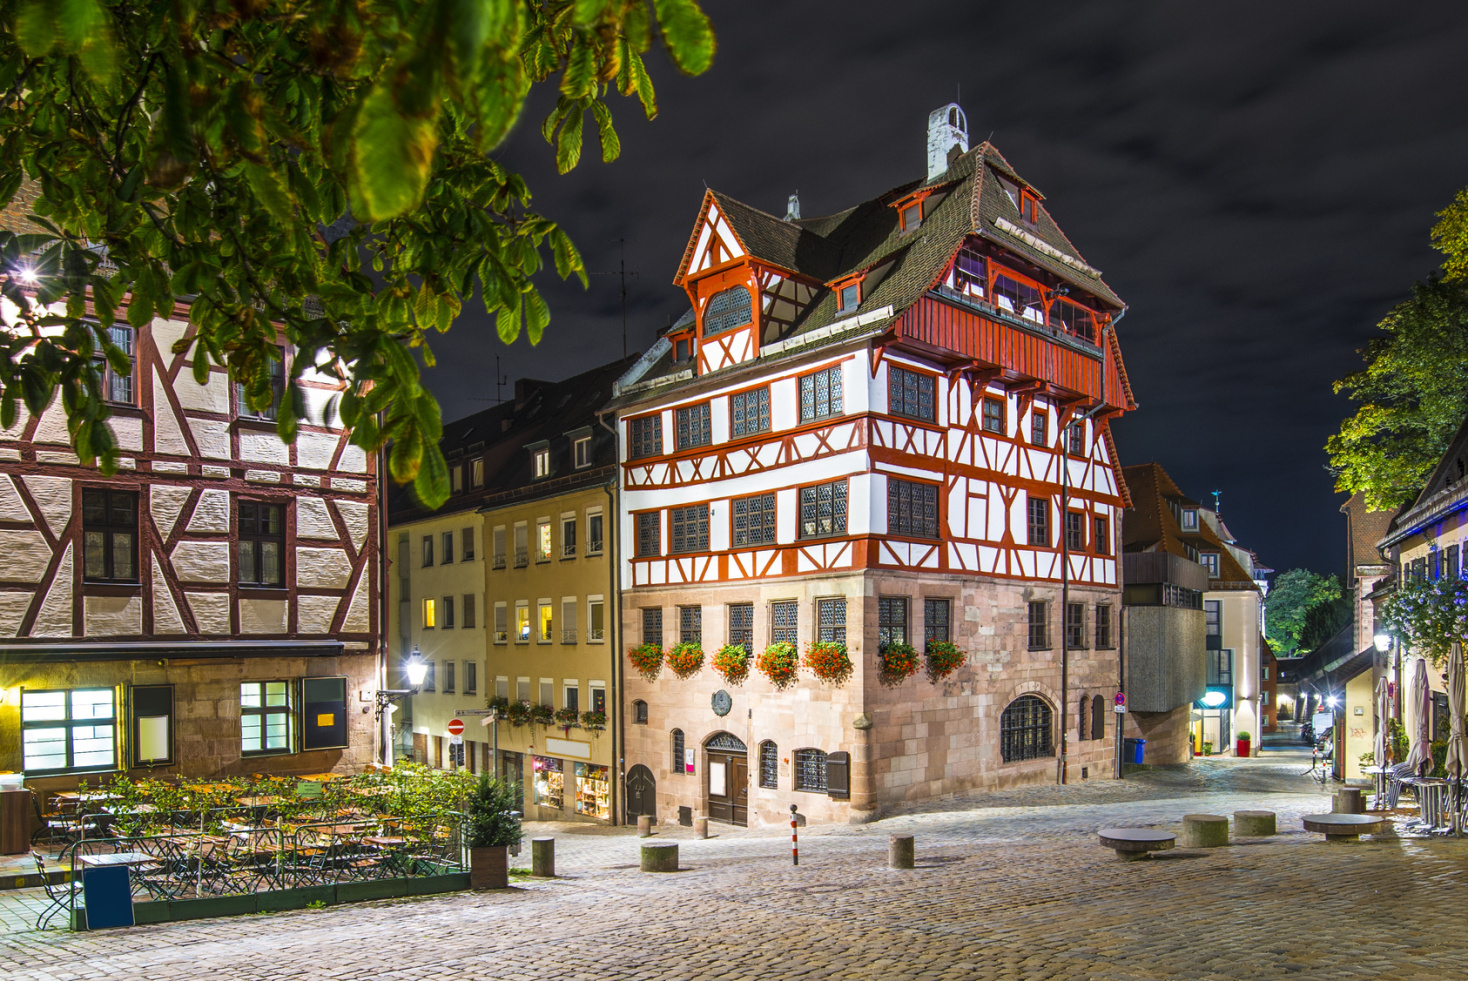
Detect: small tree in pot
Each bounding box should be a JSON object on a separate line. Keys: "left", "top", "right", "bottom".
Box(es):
{"left": 466, "top": 774, "right": 522, "bottom": 890}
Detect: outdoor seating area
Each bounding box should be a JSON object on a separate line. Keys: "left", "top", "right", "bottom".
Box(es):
{"left": 21, "top": 765, "right": 481, "bottom": 930}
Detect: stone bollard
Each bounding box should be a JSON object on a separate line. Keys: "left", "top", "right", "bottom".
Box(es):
{"left": 1181, "top": 813, "right": 1230, "bottom": 848}
{"left": 531, "top": 837, "right": 555, "bottom": 877}
{"left": 694, "top": 816, "right": 708, "bottom": 839}
{"left": 637, "top": 814, "right": 653, "bottom": 837}
{"left": 640, "top": 841, "right": 679, "bottom": 873}
{"left": 888, "top": 834, "right": 915, "bottom": 869}
{"left": 1335, "top": 788, "right": 1365, "bottom": 814}
{"left": 1233, "top": 810, "right": 1277, "bottom": 837}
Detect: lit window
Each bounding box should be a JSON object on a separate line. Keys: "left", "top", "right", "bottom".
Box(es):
{"left": 451, "top": 464, "right": 463, "bottom": 493}
{"left": 539, "top": 602, "right": 553, "bottom": 643}
{"left": 1180, "top": 509, "right": 1199, "bottom": 531}
{"left": 423, "top": 598, "right": 437, "bottom": 629}
{"left": 21, "top": 688, "right": 117, "bottom": 774}
{"left": 537, "top": 520, "right": 552, "bottom": 561}
{"left": 573, "top": 435, "right": 592, "bottom": 469}
{"left": 516, "top": 603, "right": 530, "bottom": 643}
{"left": 533, "top": 448, "right": 550, "bottom": 479}
{"left": 241, "top": 681, "right": 292, "bottom": 756}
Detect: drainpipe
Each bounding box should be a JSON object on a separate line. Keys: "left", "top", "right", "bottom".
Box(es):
{"left": 376, "top": 437, "right": 390, "bottom": 766}
{"left": 1059, "top": 400, "right": 1106, "bottom": 787}
{"left": 599, "top": 411, "right": 623, "bottom": 827}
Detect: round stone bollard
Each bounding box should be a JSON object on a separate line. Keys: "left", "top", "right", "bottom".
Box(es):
{"left": 1181, "top": 813, "right": 1230, "bottom": 848}
{"left": 641, "top": 841, "right": 679, "bottom": 873}
{"left": 694, "top": 817, "right": 709, "bottom": 839}
{"left": 1335, "top": 788, "right": 1365, "bottom": 815}
{"left": 637, "top": 814, "right": 653, "bottom": 837}
{"left": 888, "top": 834, "right": 915, "bottom": 869}
{"left": 1233, "top": 810, "right": 1277, "bottom": 837}
{"left": 531, "top": 837, "right": 555, "bottom": 878}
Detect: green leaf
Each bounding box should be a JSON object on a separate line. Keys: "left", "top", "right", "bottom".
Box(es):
{"left": 549, "top": 227, "right": 587, "bottom": 287}
{"left": 14, "top": 1, "right": 58, "bottom": 58}
{"left": 627, "top": 49, "right": 657, "bottom": 119}
{"left": 245, "top": 162, "right": 295, "bottom": 227}
{"left": 495, "top": 299, "right": 521, "bottom": 344}
{"left": 472, "top": 54, "right": 529, "bottom": 152}
{"left": 652, "top": 0, "right": 716, "bottom": 76}
{"left": 560, "top": 37, "right": 598, "bottom": 101}
{"left": 524, "top": 287, "right": 549, "bottom": 345}
{"left": 413, "top": 440, "right": 451, "bottom": 508}
{"left": 589, "top": 101, "right": 621, "bottom": 164}
{"left": 572, "top": 0, "right": 608, "bottom": 26}
{"left": 554, "top": 107, "right": 584, "bottom": 174}
{"left": 352, "top": 85, "right": 440, "bottom": 221}
{"left": 389, "top": 422, "right": 424, "bottom": 483}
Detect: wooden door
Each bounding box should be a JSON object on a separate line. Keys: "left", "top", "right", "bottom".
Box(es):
{"left": 730, "top": 756, "right": 749, "bottom": 826}
{"left": 625, "top": 764, "right": 656, "bottom": 822}
{"left": 706, "top": 751, "right": 748, "bottom": 827}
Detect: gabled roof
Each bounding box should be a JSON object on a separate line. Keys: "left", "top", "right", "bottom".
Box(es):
{"left": 1121, "top": 462, "right": 1260, "bottom": 589}
{"left": 1340, "top": 492, "right": 1395, "bottom": 571}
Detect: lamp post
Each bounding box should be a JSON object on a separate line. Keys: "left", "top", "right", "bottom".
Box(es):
{"left": 376, "top": 647, "right": 429, "bottom": 767}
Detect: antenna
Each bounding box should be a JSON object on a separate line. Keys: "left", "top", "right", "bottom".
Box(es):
{"left": 590, "top": 238, "right": 640, "bottom": 359}
{"left": 1212, "top": 489, "right": 1222, "bottom": 517}
{"left": 466, "top": 354, "right": 511, "bottom": 404}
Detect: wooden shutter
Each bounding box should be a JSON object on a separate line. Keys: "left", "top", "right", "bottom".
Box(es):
{"left": 826, "top": 751, "right": 850, "bottom": 800}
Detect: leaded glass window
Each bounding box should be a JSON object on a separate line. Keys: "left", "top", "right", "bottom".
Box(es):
{"left": 1027, "top": 497, "right": 1050, "bottom": 547}
{"left": 888, "top": 479, "right": 939, "bottom": 539}
{"left": 83, "top": 489, "right": 137, "bottom": 583}
{"left": 924, "top": 598, "right": 951, "bottom": 644}
{"left": 642, "top": 608, "right": 663, "bottom": 649}
{"left": 800, "top": 480, "right": 847, "bottom": 539}
{"left": 670, "top": 505, "right": 709, "bottom": 553}
{"left": 759, "top": 740, "right": 779, "bottom": 789}
{"left": 888, "top": 365, "right": 935, "bottom": 421}
{"left": 877, "top": 598, "right": 908, "bottom": 648}
{"left": 676, "top": 403, "right": 712, "bottom": 449}
{"left": 794, "top": 748, "right": 828, "bottom": 792}
{"left": 1066, "top": 602, "right": 1085, "bottom": 649}
{"left": 1000, "top": 696, "right": 1053, "bottom": 763}
{"left": 1028, "top": 601, "right": 1048, "bottom": 649}
{"left": 1095, "top": 605, "right": 1112, "bottom": 649}
{"left": 671, "top": 729, "right": 686, "bottom": 774}
{"left": 729, "top": 603, "right": 754, "bottom": 653}
{"left": 799, "top": 366, "right": 843, "bottom": 422}
{"left": 630, "top": 415, "right": 663, "bottom": 459}
{"left": 771, "top": 601, "right": 798, "bottom": 644}
{"left": 733, "top": 493, "right": 776, "bottom": 546}
{"left": 732, "top": 387, "right": 771, "bottom": 437}
{"left": 817, "top": 598, "right": 846, "bottom": 645}
{"left": 636, "top": 512, "right": 660, "bottom": 557}
{"left": 679, "top": 606, "right": 701, "bottom": 645}
{"left": 982, "top": 397, "right": 1004, "bottom": 433}
{"left": 704, "top": 286, "right": 752, "bottom": 336}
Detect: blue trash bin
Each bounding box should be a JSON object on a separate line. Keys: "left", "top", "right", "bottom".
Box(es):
{"left": 1123, "top": 738, "right": 1145, "bottom": 765}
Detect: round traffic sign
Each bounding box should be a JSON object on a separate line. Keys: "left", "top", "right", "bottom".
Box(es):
{"left": 447, "top": 718, "right": 465, "bottom": 736}
{"left": 1113, "top": 692, "right": 1126, "bottom": 707}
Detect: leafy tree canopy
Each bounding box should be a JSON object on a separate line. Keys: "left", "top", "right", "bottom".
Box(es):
{"left": 1327, "top": 187, "right": 1468, "bottom": 512}
{"left": 1265, "top": 568, "right": 1344, "bottom": 658}
{"left": 1380, "top": 574, "right": 1468, "bottom": 669}
{"left": 0, "top": 0, "right": 714, "bottom": 507}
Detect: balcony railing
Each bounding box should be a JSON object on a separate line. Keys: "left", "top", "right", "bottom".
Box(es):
{"left": 561, "top": 629, "right": 577, "bottom": 644}
{"left": 513, "top": 549, "right": 528, "bottom": 568}
{"left": 586, "top": 540, "right": 603, "bottom": 556}
{"left": 562, "top": 543, "right": 577, "bottom": 559}
{"left": 492, "top": 553, "right": 506, "bottom": 570}
{"left": 493, "top": 630, "right": 508, "bottom": 644}
{"left": 587, "top": 628, "right": 604, "bottom": 642}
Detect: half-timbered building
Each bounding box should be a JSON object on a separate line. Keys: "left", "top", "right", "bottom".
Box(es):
{"left": 0, "top": 192, "right": 380, "bottom": 792}
{"left": 611, "top": 105, "right": 1137, "bottom": 827}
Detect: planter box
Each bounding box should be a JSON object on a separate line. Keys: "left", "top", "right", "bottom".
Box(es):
{"left": 411, "top": 872, "right": 471, "bottom": 895}
{"left": 257, "top": 885, "right": 336, "bottom": 913}
{"left": 337, "top": 878, "right": 410, "bottom": 903}
{"left": 470, "top": 847, "right": 508, "bottom": 890}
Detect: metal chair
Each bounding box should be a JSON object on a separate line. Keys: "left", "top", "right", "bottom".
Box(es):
{"left": 30, "top": 793, "right": 82, "bottom": 847}
{"left": 30, "top": 850, "right": 78, "bottom": 930}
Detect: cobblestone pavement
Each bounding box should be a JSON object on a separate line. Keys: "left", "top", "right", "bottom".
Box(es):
{"left": 3, "top": 757, "right": 1463, "bottom": 981}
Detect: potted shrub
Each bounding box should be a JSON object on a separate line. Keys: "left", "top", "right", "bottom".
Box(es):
{"left": 465, "top": 774, "right": 522, "bottom": 890}
{"left": 579, "top": 710, "right": 607, "bottom": 732}
{"left": 757, "top": 641, "right": 799, "bottom": 689}
{"left": 712, "top": 643, "right": 750, "bottom": 684}
{"left": 628, "top": 642, "right": 663, "bottom": 679}
{"left": 506, "top": 700, "right": 532, "bottom": 727}
{"left": 925, "top": 640, "right": 967, "bottom": 680}
{"left": 804, "top": 640, "right": 853, "bottom": 684}
{"left": 1202, "top": 740, "right": 1214, "bottom": 756}
{"left": 878, "top": 641, "right": 920, "bottom": 685}
{"left": 1235, "top": 731, "right": 1251, "bottom": 758}
{"left": 554, "top": 707, "right": 580, "bottom": 732}
{"left": 666, "top": 640, "right": 705, "bottom": 678}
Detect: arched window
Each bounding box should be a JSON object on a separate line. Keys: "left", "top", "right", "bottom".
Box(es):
{"left": 759, "top": 740, "right": 779, "bottom": 789}
{"left": 1078, "top": 695, "right": 1090, "bottom": 742}
{"left": 632, "top": 699, "right": 648, "bottom": 724}
{"left": 1091, "top": 694, "right": 1106, "bottom": 742}
{"left": 671, "top": 728, "right": 686, "bottom": 774}
{"left": 703, "top": 286, "right": 752, "bottom": 337}
{"left": 1000, "top": 695, "right": 1054, "bottom": 763}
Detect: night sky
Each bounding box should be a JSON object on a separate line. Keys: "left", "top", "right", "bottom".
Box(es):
{"left": 421, "top": 1, "right": 1468, "bottom": 579}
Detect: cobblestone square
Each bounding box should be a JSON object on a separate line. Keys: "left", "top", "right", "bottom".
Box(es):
{"left": 2, "top": 757, "right": 1462, "bottom": 981}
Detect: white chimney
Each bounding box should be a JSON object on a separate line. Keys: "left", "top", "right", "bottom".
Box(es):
{"left": 926, "top": 103, "right": 968, "bottom": 181}
{"left": 785, "top": 192, "right": 801, "bottom": 221}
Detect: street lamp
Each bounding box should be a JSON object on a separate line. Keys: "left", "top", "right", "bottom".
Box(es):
{"left": 375, "top": 647, "right": 428, "bottom": 766}
{"left": 1374, "top": 632, "right": 1393, "bottom": 653}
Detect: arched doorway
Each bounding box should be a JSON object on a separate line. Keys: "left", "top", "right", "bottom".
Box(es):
{"left": 705, "top": 732, "right": 749, "bottom": 826}
{"left": 625, "top": 764, "right": 656, "bottom": 823}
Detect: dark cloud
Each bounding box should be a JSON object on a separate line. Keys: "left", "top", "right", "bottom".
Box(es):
{"left": 421, "top": 0, "right": 1468, "bottom": 577}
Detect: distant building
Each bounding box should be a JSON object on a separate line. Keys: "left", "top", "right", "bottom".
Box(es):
{"left": 610, "top": 105, "right": 1136, "bottom": 827}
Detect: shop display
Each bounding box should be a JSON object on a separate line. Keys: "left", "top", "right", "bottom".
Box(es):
{"left": 575, "top": 763, "right": 610, "bottom": 819}
{"left": 532, "top": 756, "right": 563, "bottom": 809}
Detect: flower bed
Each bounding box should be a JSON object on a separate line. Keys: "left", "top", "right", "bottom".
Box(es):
{"left": 666, "top": 640, "right": 705, "bottom": 678}
{"left": 712, "top": 643, "right": 750, "bottom": 684}
{"left": 925, "top": 640, "right": 967, "bottom": 680}
{"left": 804, "top": 641, "right": 853, "bottom": 684}
{"left": 757, "top": 642, "right": 799, "bottom": 689}
{"left": 878, "top": 642, "right": 920, "bottom": 684}
{"left": 628, "top": 642, "right": 663, "bottom": 679}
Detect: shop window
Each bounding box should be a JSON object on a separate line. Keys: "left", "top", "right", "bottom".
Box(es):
{"left": 817, "top": 598, "right": 846, "bottom": 645}
{"left": 877, "top": 597, "right": 908, "bottom": 648}
{"left": 733, "top": 493, "right": 776, "bottom": 546}
{"left": 799, "top": 479, "right": 848, "bottom": 539}
{"left": 671, "top": 729, "right": 688, "bottom": 774}
{"left": 1030, "top": 410, "right": 1047, "bottom": 446}
{"left": 888, "top": 365, "right": 935, "bottom": 421}
{"left": 729, "top": 603, "right": 754, "bottom": 654}
{"left": 679, "top": 606, "right": 702, "bottom": 645}
{"left": 799, "top": 366, "right": 843, "bottom": 422}
{"left": 21, "top": 688, "right": 117, "bottom": 774}
{"left": 241, "top": 681, "right": 292, "bottom": 756}
{"left": 642, "top": 608, "right": 663, "bottom": 648}
{"left": 630, "top": 415, "right": 663, "bottom": 459}
{"left": 633, "top": 699, "right": 649, "bottom": 724}
{"left": 99, "top": 324, "right": 135, "bottom": 404}
{"left": 888, "top": 479, "right": 939, "bottom": 539}
{"left": 982, "top": 397, "right": 1004, "bottom": 433}
{"left": 636, "top": 512, "right": 661, "bottom": 557}
{"left": 82, "top": 488, "right": 138, "bottom": 583}
{"left": 1028, "top": 601, "right": 1048, "bottom": 650}
{"left": 302, "top": 677, "right": 347, "bottom": 751}
{"left": 671, "top": 504, "right": 710, "bottom": 553}
{"left": 759, "top": 741, "right": 779, "bottom": 789}
{"left": 129, "top": 684, "right": 174, "bottom": 768}
{"left": 1027, "top": 497, "right": 1049, "bottom": 547}
{"left": 771, "top": 601, "right": 798, "bottom": 644}
{"left": 924, "top": 598, "right": 950, "bottom": 645}
{"left": 676, "top": 403, "right": 712, "bottom": 450}
{"left": 794, "top": 748, "right": 828, "bottom": 792}
{"left": 1000, "top": 695, "right": 1053, "bottom": 763}
{"left": 731, "top": 387, "right": 771, "bottom": 437}
{"left": 704, "top": 286, "right": 752, "bottom": 336}
{"left": 1095, "top": 605, "right": 1112, "bottom": 649}
{"left": 1090, "top": 693, "right": 1106, "bottom": 742}
{"left": 532, "top": 756, "right": 564, "bottom": 809}
{"left": 575, "top": 763, "right": 610, "bottom": 818}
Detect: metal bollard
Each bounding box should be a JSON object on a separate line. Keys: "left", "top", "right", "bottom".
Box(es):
{"left": 531, "top": 836, "right": 555, "bottom": 877}
{"left": 637, "top": 814, "right": 653, "bottom": 837}
{"left": 791, "top": 804, "right": 799, "bottom": 866}
{"left": 889, "top": 834, "right": 915, "bottom": 869}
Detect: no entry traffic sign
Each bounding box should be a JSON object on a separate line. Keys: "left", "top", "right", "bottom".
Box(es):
{"left": 447, "top": 718, "right": 465, "bottom": 737}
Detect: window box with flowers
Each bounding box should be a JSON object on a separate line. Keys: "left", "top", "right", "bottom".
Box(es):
{"left": 757, "top": 642, "right": 799, "bottom": 689}
{"left": 666, "top": 641, "right": 705, "bottom": 678}
{"left": 554, "top": 707, "right": 580, "bottom": 731}
{"left": 487, "top": 695, "right": 511, "bottom": 714}
{"left": 530, "top": 703, "right": 555, "bottom": 727}
{"left": 878, "top": 641, "right": 920, "bottom": 685}
{"left": 925, "top": 641, "right": 967, "bottom": 680}
{"left": 804, "top": 641, "right": 852, "bottom": 684}
{"left": 712, "top": 644, "right": 750, "bottom": 685}
{"left": 506, "top": 701, "right": 532, "bottom": 727}
{"left": 628, "top": 642, "right": 663, "bottom": 679}
{"left": 579, "top": 710, "right": 607, "bottom": 732}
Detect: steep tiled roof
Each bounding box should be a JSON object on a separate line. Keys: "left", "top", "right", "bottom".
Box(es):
{"left": 1339, "top": 492, "right": 1394, "bottom": 570}
{"left": 1122, "top": 462, "right": 1259, "bottom": 589}
{"left": 1382, "top": 411, "right": 1468, "bottom": 547}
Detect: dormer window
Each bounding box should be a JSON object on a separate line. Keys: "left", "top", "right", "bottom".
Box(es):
{"left": 837, "top": 281, "right": 860, "bottom": 314}
{"left": 703, "top": 286, "right": 752, "bottom": 336}
{"left": 901, "top": 202, "right": 922, "bottom": 231}
{"left": 1019, "top": 190, "right": 1039, "bottom": 225}
{"left": 1180, "top": 509, "right": 1199, "bottom": 532}
{"left": 532, "top": 446, "right": 550, "bottom": 480}
{"left": 673, "top": 336, "right": 693, "bottom": 363}
{"left": 1200, "top": 552, "right": 1220, "bottom": 578}
{"left": 573, "top": 435, "right": 592, "bottom": 469}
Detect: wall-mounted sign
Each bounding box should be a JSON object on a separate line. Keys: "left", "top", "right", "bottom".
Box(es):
{"left": 712, "top": 690, "right": 732, "bottom": 716}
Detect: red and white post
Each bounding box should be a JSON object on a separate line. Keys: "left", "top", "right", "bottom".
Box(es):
{"left": 790, "top": 804, "right": 799, "bottom": 866}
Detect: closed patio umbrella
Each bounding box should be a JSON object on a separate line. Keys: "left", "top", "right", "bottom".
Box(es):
{"left": 1446, "top": 642, "right": 1468, "bottom": 833}
{"left": 1374, "top": 676, "right": 1392, "bottom": 805}
{"left": 1406, "top": 657, "right": 1434, "bottom": 775}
